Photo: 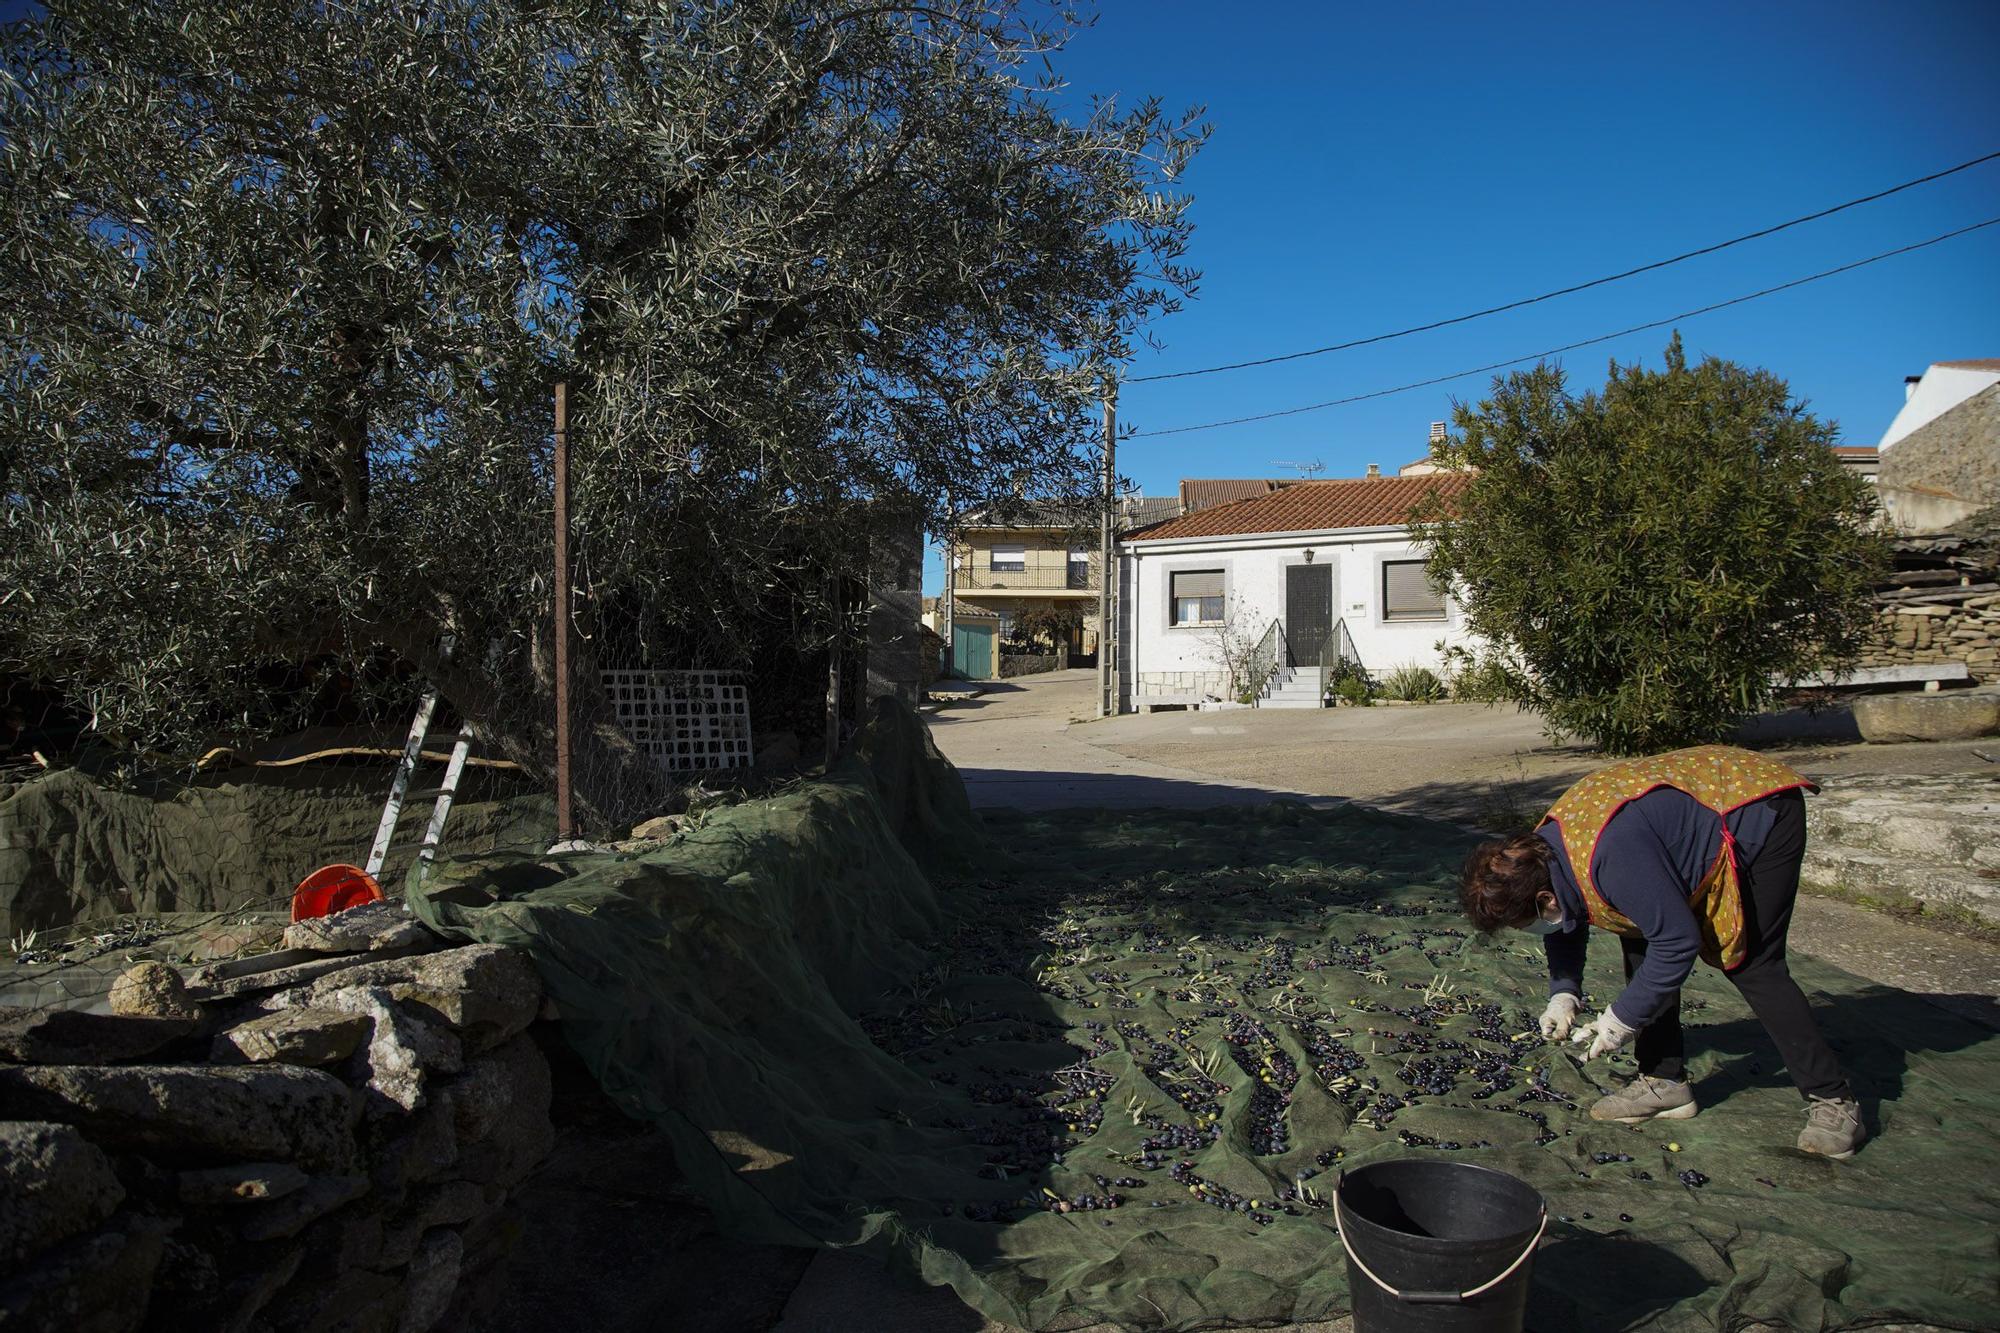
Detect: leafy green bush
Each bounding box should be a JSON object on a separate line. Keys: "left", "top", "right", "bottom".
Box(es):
{"left": 1410, "top": 336, "right": 1886, "bottom": 754}
{"left": 1438, "top": 645, "right": 1516, "bottom": 704}
{"left": 1320, "top": 656, "right": 1374, "bottom": 706}
{"left": 1379, "top": 664, "right": 1445, "bottom": 703}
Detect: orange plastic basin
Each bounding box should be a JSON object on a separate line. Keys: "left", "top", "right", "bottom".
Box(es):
{"left": 290, "top": 863, "right": 385, "bottom": 921}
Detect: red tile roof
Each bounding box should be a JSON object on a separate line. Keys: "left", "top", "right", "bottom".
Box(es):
{"left": 1177, "top": 478, "right": 1300, "bottom": 512}
{"left": 1125, "top": 473, "right": 1471, "bottom": 541}
{"left": 1831, "top": 445, "right": 1880, "bottom": 457}
{"left": 1934, "top": 359, "right": 2000, "bottom": 371}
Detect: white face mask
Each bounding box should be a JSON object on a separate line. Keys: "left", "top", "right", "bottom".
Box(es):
{"left": 1519, "top": 899, "right": 1564, "bottom": 936}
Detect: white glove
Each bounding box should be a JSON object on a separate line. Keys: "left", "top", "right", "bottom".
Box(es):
{"left": 1539, "top": 993, "right": 1581, "bottom": 1040}
{"left": 1570, "top": 1009, "right": 1639, "bottom": 1061}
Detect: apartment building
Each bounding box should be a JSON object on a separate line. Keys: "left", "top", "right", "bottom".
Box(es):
{"left": 944, "top": 495, "right": 1174, "bottom": 676}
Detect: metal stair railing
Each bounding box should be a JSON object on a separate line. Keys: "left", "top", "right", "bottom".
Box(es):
{"left": 1246, "top": 618, "right": 1288, "bottom": 702}
{"left": 1319, "top": 617, "right": 1364, "bottom": 698}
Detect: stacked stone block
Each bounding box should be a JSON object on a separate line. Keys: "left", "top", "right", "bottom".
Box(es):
{"left": 0, "top": 903, "right": 554, "bottom": 1332}
{"left": 1853, "top": 592, "right": 2000, "bottom": 682}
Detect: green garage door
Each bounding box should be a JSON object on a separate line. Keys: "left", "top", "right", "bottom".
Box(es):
{"left": 952, "top": 622, "right": 995, "bottom": 678}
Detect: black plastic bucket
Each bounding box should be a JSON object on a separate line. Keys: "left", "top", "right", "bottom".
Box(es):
{"left": 1335, "top": 1160, "right": 1546, "bottom": 1333}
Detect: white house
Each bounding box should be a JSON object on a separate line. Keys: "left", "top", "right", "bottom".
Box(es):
{"left": 1116, "top": 473, "right": 1476, "bottom": 711}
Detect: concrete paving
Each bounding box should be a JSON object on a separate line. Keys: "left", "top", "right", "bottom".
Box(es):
{"left": 1074, "top": 694, "right": 1999, "bottom": 827}
{"left": 926, "top": 670, "right": 1342, "bottom": 810}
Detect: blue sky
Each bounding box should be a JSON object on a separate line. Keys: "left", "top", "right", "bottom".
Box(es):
{"left": 1050, "top": 0, "right": 2000, "bottom": 506}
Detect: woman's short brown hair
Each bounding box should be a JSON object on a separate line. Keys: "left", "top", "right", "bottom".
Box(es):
{"left": 1461, "top": 833, "right": 1554, "bottom": 932}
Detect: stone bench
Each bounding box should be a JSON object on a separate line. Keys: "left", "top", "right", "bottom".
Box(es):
{"left": 1852, "top": 687, "right": 2000, "bottom": 743}
{"left": 1784, "top": 662, "right": 1972, "bottom": 692}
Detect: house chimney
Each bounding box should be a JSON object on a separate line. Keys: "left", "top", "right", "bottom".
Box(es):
{"left": 1365, "top": 463, "right": 1381, "bottom": 479}
{"left": 1904, "top": 374, "right": 1923, "bottom": 402}
{"left": 1428, "top": 421, "right": 1447, "bottom": 444}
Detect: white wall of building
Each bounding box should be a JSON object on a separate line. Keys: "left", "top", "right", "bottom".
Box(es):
{"left": 1880, "top": 363, "right": 2000, "bottom": 449}
{"left": 1118, "top": 526, "right": 1477, "bottom": 707}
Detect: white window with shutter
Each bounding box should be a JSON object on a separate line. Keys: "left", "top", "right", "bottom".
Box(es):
{"left": 1170, "top": 570, "right": 1225, "bottom": 626}
{"left": 1382, "top": 559, "right": 1447, "bottom": 620}
{"left": 989, "top": 545, "right": 1026, "bottom": 572}
{"left": 1067, "top": 547, "right": 1092, "bottom": 589}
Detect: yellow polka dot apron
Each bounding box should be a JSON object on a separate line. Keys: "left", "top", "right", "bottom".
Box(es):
{"left": 1538, "top": 745, "right": 1817, "bottom": 971}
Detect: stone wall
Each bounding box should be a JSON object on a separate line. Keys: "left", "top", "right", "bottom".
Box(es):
{"left": 1131, "top": 669, "right": 1229, "bottom": 704}
{"left": 997, "top": 653, "right": 1062, "bottom": 679}
{"left": 0, "top": 902, "right": 553, "bottom": 1331}
{"left": 865, "top": 503, "right": 925, "bottom": 709}
{"left": 1803, "top": 773, "right": 2000, "bottom": 923}
{"left": 1851, "top": 593, "right": 1999, "bottom": 683}
{"left": 1878, "top": 383, "right": 2000, "bottom": 534}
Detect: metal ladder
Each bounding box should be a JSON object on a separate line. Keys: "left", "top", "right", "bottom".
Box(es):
{"left": 364, "top": 690, "right": 476, "bottom": 889}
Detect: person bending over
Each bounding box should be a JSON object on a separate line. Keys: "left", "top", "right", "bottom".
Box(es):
{"left": 1460, "top": 745, "right": 1863, "bottom": 1159}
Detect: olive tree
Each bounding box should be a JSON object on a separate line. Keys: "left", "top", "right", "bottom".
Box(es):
{"left": 1410, "top": 336, "right": 1887, "bottom": 754}
{"left": 0, "top": 1, "right": 1202, "bottom": 822}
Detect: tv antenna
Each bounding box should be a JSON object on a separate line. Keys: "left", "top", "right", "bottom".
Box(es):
{"left": 1270, "top": 459, "right": 1325, "bottom": 479}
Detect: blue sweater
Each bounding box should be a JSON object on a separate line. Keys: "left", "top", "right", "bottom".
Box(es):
{"left": 1537, "top": 787, "right": 1779, "bottom": 1029}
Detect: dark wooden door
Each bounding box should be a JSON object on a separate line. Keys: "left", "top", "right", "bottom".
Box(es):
{"left": 1285, "top": 564, "right": 1333, "bottom": 667}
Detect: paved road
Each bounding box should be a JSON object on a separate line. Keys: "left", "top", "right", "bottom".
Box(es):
{"left": 926, "top": 670, "right": 1342, "bottom": 809}
{"left": 1076, "top": 691, "right": 1999, "bottom": 827}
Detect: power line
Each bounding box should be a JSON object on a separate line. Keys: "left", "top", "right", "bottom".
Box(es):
{"left": 1130, "top": 216, "right": 2000, "bottom": 439}
{"left": 1127, "top": 148, "right": 2000, "bottom": 385}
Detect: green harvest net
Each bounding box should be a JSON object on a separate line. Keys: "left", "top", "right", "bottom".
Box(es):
{"left": 411, "top": 702, "right": 2000, "bottom": 1331}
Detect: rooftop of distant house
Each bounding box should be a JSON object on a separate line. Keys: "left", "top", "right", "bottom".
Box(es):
{"left": 1123, "top": 473, "right": 1472, "bottom": 542}
{"left": 956, "top": 494, "right": 1177, "bottom": 533}
{"left": 1178, "top": 478, "right": 1302, "bottom": 513}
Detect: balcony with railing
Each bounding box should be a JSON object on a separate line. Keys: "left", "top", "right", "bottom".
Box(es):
{"left": 953, "top": 562, "right": 1099, "bottom": 593}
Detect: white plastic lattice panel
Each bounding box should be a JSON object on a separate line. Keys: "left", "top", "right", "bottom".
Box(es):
{"left": 600, "top": 670, "right": 754, "bottom": 775}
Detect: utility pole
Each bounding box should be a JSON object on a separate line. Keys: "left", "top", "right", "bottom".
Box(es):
{"left": 940, "top": 492, "right": 956, "bottom": 679}
{"left": 552, "top": 382, "right": 574, "bottom": 841}
{"left": 1097, "top": 391, "right": 1117, "bottom": 718}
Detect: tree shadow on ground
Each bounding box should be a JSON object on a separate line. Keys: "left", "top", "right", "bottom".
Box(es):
{"left": 950, "top": 767, "right": 1343, "bottom": 811}
{"left": 1346, "top": 773, "right": 1576, "bottom": 833}
{"left": 1692, "top": 986, "right": 1998, "bottom": 1125}
{"left": 1733, "top": 704, "right": 1863, "bottom": 746}
{"left": 454, "top": 1033, "right": 817, "bottom": 1333}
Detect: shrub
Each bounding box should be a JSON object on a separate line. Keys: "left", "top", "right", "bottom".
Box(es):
{"left": 1379, "top": 664, "right": 1445, "bottom": 703}
{"left": 1410, "top": 336, "right": 1886, "bottom": 753}
{"left": 1438, "top": 645, "right": 1516, "bottom": 704}
{"left": 1332, "top": 675, "right": 1374, "bottom": 707}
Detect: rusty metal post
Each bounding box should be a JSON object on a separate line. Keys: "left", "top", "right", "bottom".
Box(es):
{"left": 552, "top": 382, "right": 574, "bottom": 840}
{"left": 1098, "top": 392, "right": 1116, "bottom": 718}
{"left": 824, "top": 575, "right": 844, "bottom": 770}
